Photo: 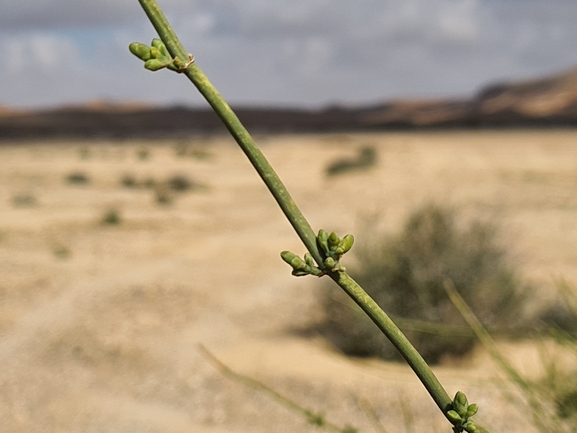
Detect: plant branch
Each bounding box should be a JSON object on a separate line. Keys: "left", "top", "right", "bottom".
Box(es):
{"left": 137, "top": 0, "right": 323, "bottom": 266}
{"left": 133, "top": 1, "right": 486, "bottom": 430}
{"left": 331, "top": 271, "right": 452, "bottom": 413}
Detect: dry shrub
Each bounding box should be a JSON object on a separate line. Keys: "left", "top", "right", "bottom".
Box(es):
{"left": 101, "top": 208, "right": 121, "bottom": 225}
{"left": 317, "top": 203, "right": 531, "bottom": 364}
{"left": 66, "top": 171, "right": 90, "bottom": 185}
{"left": 325, "top": 145, "right": 377, "bottom": 176}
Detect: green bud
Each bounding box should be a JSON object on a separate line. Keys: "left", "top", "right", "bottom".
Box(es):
{"left": 317, "top": 230, "right": 330, "bottom": 255}
{"left": 281, "top": 250, "right": 297, "bottom": 264}
{"left": 151, "top": 38, "right": 165, "bottom": 50}
{"left": 159, "top": 43, "right": 170, "bottom": 58}
{"left": 453, "top": 391, "right": 469, "bottom": 417}
{"left": 328, "top": 231, "right": 340, "bottom": 250}
{"left": 463, "top": 420, "right": 477, "bottom": 432}
{"left": 340, "top": 234, "right": 354, "bottom": 253}
{"left": 149, "top": 46, "right": 162, "bottom": 59}
{"left": 129, "top": 42, "right": 152, "bottom": 61}
{"left": 466, "top": 404, "right": 478, "bottom": 418}
{"left": 324, "top": 257, "right": 337, "bottom": 269}
{"left": 144, "top": 59, "right": 168, "bottom": 71}
{"left": 304, "top": 253, "right": 316, "bottom": 268}
{"left": 446, "top": 410, "right": 462, "bottom": 425}
{"left": 292, "top": 269, "right": 310, "bottom": 277}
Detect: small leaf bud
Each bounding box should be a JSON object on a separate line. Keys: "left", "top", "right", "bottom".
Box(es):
{"left": 144, "top": 59, "right": 168, "bottom": 71}
{"left": 340, "top": 234, "right": 354, "bottom": 253}
{"left": 328, "top": 231, "right": 340, "bottom": 249}
{"left": 446, "top": 410, "right": 462, "bottom": 425}
{"left": 453, "top": 391, "right": 469, "bottom": 417}
{"left": 129, "top": 42, "right": 152, "bottom": 61}
{"left": 466, "top": 404, "right": 478, "bottom": 418}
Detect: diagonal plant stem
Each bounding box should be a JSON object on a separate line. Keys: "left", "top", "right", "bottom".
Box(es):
{"left": 137, "top": 0, "right": 323, "bottom": 267}
{"left": 134, "top": 0, "right": 485, "bottom": 429}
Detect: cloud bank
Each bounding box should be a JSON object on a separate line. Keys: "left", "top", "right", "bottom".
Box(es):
{"left": 2, "top": 0, "right": 577, "bottom": 108}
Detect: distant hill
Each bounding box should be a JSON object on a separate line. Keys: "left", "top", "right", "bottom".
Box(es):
{"left": 1, "top": 68, "right": 577, "bottom": 140}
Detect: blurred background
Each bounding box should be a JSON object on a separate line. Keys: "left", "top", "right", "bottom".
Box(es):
{"left": 1, "top": 0, "right": 577, "bottom": 109}
{"left": 2, "top": 2, "right": 577, "bottom": 433}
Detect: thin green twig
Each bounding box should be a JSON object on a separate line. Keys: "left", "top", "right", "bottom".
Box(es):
{"left": 134, "top": 1, "right": 486, "bottom": 430}
{"left": 137, "top": 0, "right": 323, "bottom": 267}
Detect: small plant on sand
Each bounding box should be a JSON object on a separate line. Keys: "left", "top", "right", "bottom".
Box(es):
{"left": 130, "top": 3, "right": 490, "bottom": 432}
{"left": 53, "top": 245, "right": 72, "bottom": 259}
{"left": 11, "top": 192, "right": 37, "bottom": 208}
{"left": 325, "top": 145, "right": 378, "bottom": 176}
{"left": 136, "top": 146, "right": 151, "bottom": 160}
{"left": 66, "top": 171, "right": 90, "bottom": 185}
{"left": 120, "top": 173, "right": 138, "bottom": 188}
{"left": 167, "top": 173, "right": 194, "bottom": 192}
{"left": 317, "top": 204, "right": 530, "bottom": 364}
{"left": 101, "top": 208, "right": 121, "bottom": 225}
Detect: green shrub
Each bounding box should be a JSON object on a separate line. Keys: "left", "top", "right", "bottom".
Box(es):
{"left": 101, "top": 209, "right": 121, "bottom": 225}
{"left": 136, "top": 147, "right": 150, "bottom": 160}
{"left": 66, "top": 171, "right": 90, "bottom": 184}
{"left": 316, "top": 203, "right": 531, "bottom": 364}
{"left": 154, "top": 186, "right": 173, "bottom": 205}
{"left": 11, "top": 193, "right": 38, "bottom": 207}
{"left": 167, "top": 174, "right": 194, "bottom": 192}
{"left": 120, "top": 173, "right": 138, "bottom": 188}
{"left": 53, "top": 245, "right": 72, "bottom": 259}
{"left": 325, "top": 145, "right": 377, "bottom": 176}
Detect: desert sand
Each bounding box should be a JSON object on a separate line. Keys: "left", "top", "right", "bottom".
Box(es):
{"left": 1, "top": 130, "right": 577, "bottom": 432}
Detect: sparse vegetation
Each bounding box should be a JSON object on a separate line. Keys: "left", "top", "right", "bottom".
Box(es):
{"left": 66, "top": 171, "right": 90, "bottom": 185}
{"left": 174, "top": 141, "right": 212, "bottom": 160}
{"left": 119, "top": 172, "right": 198, "bottom": 206}
{"left": 120, "top": 173, "right": 138, "bottom": 188}
{"left": 136, "top": 146, "right": 150, "bottom": 160}
{"left": 325, "top": 145, "right": 377, "bottom": 176}
{"left": 316, "top": 204, "right": 531, "bottom": 364}
{"left": 167, "top": 174, "right": 194, "bottom": 192}
{"left": 11, "top": 193, "right": 38, "bottom": 207}
{"left": 53, "top": 245, "right": 72, "bottom": 259}
{"left": 101, "top": 208, "right": 121, "bottom": 225}
{"left": 154, "top": 185, "right": 173, "bottom": 205}
{"left": 78, "top": 146, "right": 91, "bottom": 160}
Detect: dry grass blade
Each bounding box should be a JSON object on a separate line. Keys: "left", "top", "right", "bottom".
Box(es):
{"left": 197, "top": 345, "right": 359, "bottom": 433}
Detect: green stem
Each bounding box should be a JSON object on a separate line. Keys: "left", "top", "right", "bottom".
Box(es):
{"left": 137, "top": 0, "right": 322, "bottom": 266}
{"left": 136, "top": 0, "right": 457, "bottom": 425}
{"left": 331, "top": 272, "right": 452, "bottom": 413}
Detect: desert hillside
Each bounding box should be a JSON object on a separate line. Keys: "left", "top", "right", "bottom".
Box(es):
{"left": 1, "top": 67, "right": 577, "bottom": 139}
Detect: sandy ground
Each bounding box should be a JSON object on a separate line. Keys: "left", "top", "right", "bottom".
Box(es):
{"left": 1, "top": 130, "right": 577, "bottom": 432}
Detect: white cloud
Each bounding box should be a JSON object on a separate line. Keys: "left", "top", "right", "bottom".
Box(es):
{"left": 1, "top": 0, "right": 577, "bottom": 108}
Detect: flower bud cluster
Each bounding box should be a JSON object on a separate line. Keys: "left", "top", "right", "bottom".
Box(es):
{"left": 280, "top": 230, "right": 354, "bottom": 277}
{"left": 446, "top": 392, "right": 486, "bottom": 433}
{"left": 129, "top": 39, "right": 191, "bottom": 72}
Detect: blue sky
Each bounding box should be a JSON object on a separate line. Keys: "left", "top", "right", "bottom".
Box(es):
{"left": 1, "top": 0, "right": 577, "bottom": 109}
